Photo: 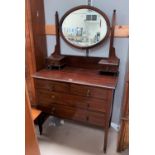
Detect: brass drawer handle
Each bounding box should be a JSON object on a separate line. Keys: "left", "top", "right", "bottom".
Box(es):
{"left": 87, "top": 89, "right": 90, "bottom": 96}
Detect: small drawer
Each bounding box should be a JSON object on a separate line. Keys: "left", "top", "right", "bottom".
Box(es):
{"left": 87, "top": 111, "right": 105, "bottom": 127}
{"left": 36, "top": 90, "right": 62, "bottom": 105}
{"left": 35, "top": 79, "right": 70, "bottom": 93}
{"left": 70, "top": 84, "right": 109, "bottom": 99}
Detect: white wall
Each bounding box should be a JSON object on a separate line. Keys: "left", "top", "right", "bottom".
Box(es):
{"left": 44, "top": 0, "right": 129, "bottom": 125}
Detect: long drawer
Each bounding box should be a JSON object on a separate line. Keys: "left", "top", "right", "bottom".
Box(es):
{"left": 36, "top": 89, "right": 107, "bottom": 113}
{"left": 35, "top": 79, "right": 110, "bottom": 100}
{"left": 37, "top": 104, "right": 106, "bottom": 127}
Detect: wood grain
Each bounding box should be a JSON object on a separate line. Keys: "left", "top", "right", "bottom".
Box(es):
{"left": 45, "top": 24, "right": 129, "bottom": 38}
{"left": 25, "top": 0, "right": 37, "bottom": 105}
{"left": 117, "top": 80, "right": 129, "bottom": 151}
{"left": 45, "top": 24, "right": 56, "bottom": 35}
{"left": 32, "top": 67, "right": 118, "bottom": 89}
{"left": 115, "top": 25, "right": 129, "bottom": 38}
{"left": 28, "top": 0, "right": 47, "bottom": 71}
{"left": 25, "top": 84, "right": 40, "bottom": 155}
{"left": 31, "top": 108, "right": 42, "bottom": 121}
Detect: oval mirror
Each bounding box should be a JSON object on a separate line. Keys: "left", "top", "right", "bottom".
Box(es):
{"left": 60, "top": 5, "right": 110, "bottom": 49}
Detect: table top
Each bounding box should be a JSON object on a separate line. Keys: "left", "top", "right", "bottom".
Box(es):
{"left": 32, "top": 67, "right": 118, "bottom": 89}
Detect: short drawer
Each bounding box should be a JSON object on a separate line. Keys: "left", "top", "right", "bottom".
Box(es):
{"left": 35, "top": 79, "right": 70, "bottom": 93}
{"left": 70, "top": 84, "right": 109, "bottom": 100}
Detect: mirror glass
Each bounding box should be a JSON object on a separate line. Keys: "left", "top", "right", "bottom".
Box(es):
{"left": 61, "top": 8, "right": 109, "bottom": 48}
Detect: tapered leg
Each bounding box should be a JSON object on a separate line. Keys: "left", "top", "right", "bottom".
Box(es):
{"left": 34, "top": 112, "right": 49, "bottom": 135}
{"left": 103, "top": 127, "right": 109, "bottom": 153}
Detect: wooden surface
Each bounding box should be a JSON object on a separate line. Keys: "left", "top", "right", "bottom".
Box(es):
{"left": 115, "top": 25, "right": 129, "bottom": 38}
{"left": 28, "top": 0, "right": 47, "bottom": 71}
{"left": 34, "top": 79, "right": 114, "bottom": 153}
{"left": 45, "top": 24, "right": 129, "bottom": 38}
{"left": 33, "top": 65, "right": 118, "bottom": 152}
{"left": 33, "top": 67, "right": 118, "bottom": 89}
{"left": 34, "top": 76, "right": 115, "bottom": 153}
{"left": 31, "top": 108, "right": 41, "bottom": 121}
{"left": 26, "top": 0, "right": 48, "bottom": 106}
{"left": 25, "top": 0, "right": 36, "bottom": 105}
{"left": 37, "top": 89, "right": 107, "bottom": 113}
{"left": 25, "top": 85, "right": 40, "bottom": 155}
{"left": 26, "top": 0, "right": 120, "bottom": 153}
{"left": 117, "top": 67, "right": 129, "bottom": 152}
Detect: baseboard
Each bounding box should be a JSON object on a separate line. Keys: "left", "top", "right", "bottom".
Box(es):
{"left": 111, "top": 122, "right": 120, "bottom": 132}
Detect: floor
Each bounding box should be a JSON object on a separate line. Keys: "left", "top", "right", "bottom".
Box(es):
{"left": 36, "top": 117, "right": 129, "bottom": 155}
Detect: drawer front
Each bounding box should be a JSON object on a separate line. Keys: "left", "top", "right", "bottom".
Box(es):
{"left": 87, "top": 111, "right": 105, "bottom": 127}
{"left": 88, "top": 99, "right": 107, "bottom": 113}
{"left": 70, "top": 84, "right": 109, "bottom": 100}
{"left": 35, "top": 79, "right": 69, "bottom": 93}
{"left": 36, "top": 90, "right": 87, "bottom": 109}
{"left": 46, "top": 104, "right": 87, "bottom": 123}
{"left": 52, "top": 105, "right": 106, "bottom": 127}
{"left": 37, "top": 104, "right": 105, "bottom": 127}
{"left": 36, "top": 89, "right": 107, "bottom": 113}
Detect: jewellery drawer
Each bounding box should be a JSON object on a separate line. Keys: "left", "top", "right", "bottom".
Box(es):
{"left": 36, "top": 89, "right": 107, "bottom": 113}
{"left": 70, "top": 84, "right": 109, "bottom": 99}
{"left": 34, "top": 79, "right": 70, "bottom": 93}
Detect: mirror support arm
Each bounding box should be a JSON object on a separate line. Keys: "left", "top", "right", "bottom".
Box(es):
{"left": 109, "top": 10, "right": 118, "bottom": 59}
{"left": 52, "top": 11, "right": 61, "bottom": 56}
{"left": 46, "top": 11, "right": 66, "bottom": 70}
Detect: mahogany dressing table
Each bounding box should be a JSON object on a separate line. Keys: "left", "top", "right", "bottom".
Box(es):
{"left": 32, "top": 5, "right": 120, "bottom": 153}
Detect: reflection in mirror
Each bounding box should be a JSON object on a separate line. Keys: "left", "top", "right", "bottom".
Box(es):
{"left": 61, "top": 9, "right": 109, "bottom": 48}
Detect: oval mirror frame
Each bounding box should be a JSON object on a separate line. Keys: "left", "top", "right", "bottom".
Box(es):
{"left": 60, "top": 5, "right": 111, "bottom": 49}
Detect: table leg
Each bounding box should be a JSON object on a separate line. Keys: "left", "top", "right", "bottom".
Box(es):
{"left": 103, "top": 127, "right": 109, "bottom": 153}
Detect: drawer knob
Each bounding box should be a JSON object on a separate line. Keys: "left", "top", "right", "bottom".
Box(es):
{"left": 87, "top": 89, "right": 90, "bottom": 96}
{"left": 51, "top": 95, "right": 55, "bottom": 99}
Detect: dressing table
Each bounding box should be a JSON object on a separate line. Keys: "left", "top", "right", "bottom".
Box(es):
{"left": 32, "top": 5, "right": 119, "bottom": 153}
